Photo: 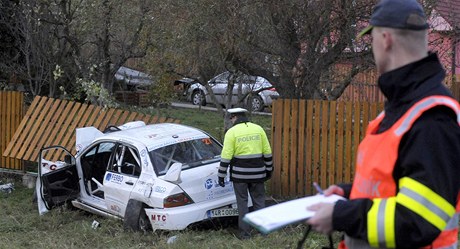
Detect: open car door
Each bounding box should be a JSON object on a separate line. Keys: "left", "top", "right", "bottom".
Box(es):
{"left": 38, "top": 146, "right": 79, "bottom": 214}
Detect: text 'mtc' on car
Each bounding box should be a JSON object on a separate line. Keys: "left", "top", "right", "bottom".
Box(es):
{"left": 37, "top": 121, "right": 239, "bottom": 232}
{"left": 177, "top": 72, "right": 279, "bottom": 112}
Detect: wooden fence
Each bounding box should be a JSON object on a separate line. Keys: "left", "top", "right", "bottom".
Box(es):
{"left": 0, "top": 91, "right": 23, "bottom": 170}
{"left": 3, "top": 95, "right": 179, "bottom": 167}
{"left": 270, "top": 99, "right": 384, "bottom": 198}
{"left": 115, "top": 91, "right": 149, "bottom": 107}
{"left": 339, "top": 83, "right": 386, "bottom": 102}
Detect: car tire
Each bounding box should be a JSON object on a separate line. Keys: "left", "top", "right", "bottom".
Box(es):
{"left": 248, "top": 95, "right": 264, "bottom": 112}
{"left": 191, "top": 90, "right": 206, "bottom": 106}
{"left": 123, "top": 200, "right": 151, "bottom": 232}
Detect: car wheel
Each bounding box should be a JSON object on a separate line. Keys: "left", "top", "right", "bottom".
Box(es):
{"left": 138, "top": 209, "right": 151, "bottom": 232}
{"left": 249, "top": 95, "right": 264, "bottom": 112}
{"left": 123, "top": 200, "right": 151, "bottom": 232}
{"left": 191, "top": 90, "right": 206, "bottom": 106}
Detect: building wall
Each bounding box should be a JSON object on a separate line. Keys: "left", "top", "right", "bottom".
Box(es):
{"left": 429, "top": 31, "right": 455, "bottom": 82}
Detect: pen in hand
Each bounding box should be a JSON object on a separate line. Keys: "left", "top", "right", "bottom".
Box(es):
{"left": 313, "top": 182, "right": 324, "bottom": 195}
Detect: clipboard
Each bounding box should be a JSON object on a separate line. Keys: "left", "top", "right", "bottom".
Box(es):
{"left": 243, "top": 194, "right": 345, "bottom": 234}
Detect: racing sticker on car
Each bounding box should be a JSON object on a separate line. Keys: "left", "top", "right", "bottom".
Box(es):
{"left": 105, "top": 172, "right": 123, "bottom": 184}
{"left": 154, "top": 186, "right": 166, "bottom": 193}
{"left": 140, "top": 149, "right": 149, "bottom": 167}
{"left": 204, "top": 178, "right": 234, "bottom": 200}
{"left": 202, "top": 138, "right": 212, "bottom": 145}
{"left": 204, "top": 179, "right": 214, "bottom": 190}
{"left": 145, "top": 133, "right": 159, "bottom": 139}
{"left": 110, "top": 204, "right": 121, "bottom": 213}
{"left": 40, "top": 159, "right": 67, "bottom": 174}
{"left": 151, "top": 214, "right": 167, "bottom": 222}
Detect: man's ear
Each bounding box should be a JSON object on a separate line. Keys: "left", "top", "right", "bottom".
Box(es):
{"left": 382, "top": 31, "right": 393, "bottom": 51}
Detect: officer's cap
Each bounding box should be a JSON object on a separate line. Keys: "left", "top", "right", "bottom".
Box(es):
{"left": 227, "top": 108, "right": 248, "bottom": 114}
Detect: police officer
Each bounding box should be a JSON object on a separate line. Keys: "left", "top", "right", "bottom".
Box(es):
{"left": 306, "top": 0, "right": 460, "bottom": 248}
{"left": 218, "top": 107, "right": 273, "bottom": 240}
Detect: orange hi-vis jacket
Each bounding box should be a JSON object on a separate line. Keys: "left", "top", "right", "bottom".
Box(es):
{"left": 342, "top": 96, "right": 460, "bottom": 249}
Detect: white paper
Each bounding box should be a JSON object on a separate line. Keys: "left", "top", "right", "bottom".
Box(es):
{"left": 243, "top": 194, "right": 345, "bottom": 234}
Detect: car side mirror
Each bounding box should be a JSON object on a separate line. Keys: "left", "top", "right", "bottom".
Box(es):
{"left": 64, "top": 155, "right": 72, "bottom": 165}
{"left": 163, "top": 163, "right": 182, "bottom": 183}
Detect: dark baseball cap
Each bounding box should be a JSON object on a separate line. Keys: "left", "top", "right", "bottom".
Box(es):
{"left": 358, "top": 0, "right": 429, "bottom": 37}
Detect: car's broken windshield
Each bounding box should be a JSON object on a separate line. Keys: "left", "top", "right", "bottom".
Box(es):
{"left": 149, "top": 137, "right": 221, "bottom": 175}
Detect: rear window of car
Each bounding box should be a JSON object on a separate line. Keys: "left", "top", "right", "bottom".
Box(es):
{"left": 149, "top": 137, "right": 222, "bottom": 175}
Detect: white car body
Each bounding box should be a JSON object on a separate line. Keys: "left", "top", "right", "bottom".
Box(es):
{"left": 37, "top": 122, "right": 239, "bottom": 231}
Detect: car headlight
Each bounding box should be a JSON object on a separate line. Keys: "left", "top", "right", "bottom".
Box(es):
{"left": 163, "top": 192, "right": 194, "bottom": 208}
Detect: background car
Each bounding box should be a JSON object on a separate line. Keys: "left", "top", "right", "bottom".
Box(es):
{"left": 182, "top": 72, "right": 279, "bottom": 112}
{"left": 37, "top": 121, "right": 239, "bottom": 232}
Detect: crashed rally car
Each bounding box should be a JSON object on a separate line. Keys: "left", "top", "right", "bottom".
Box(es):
{"left": 37, "top": 121, "right": 239, "bottom": 231}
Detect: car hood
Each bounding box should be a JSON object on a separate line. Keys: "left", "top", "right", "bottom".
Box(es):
{"left": 176, "top": 162, "right": 234, "bottom": 203}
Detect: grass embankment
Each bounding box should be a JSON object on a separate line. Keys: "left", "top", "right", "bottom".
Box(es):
{"left": 0, "top": 176, "right": 340, "bottom": 249}
{"left": 141, "top": 105, "right": 273, "bottom": 142}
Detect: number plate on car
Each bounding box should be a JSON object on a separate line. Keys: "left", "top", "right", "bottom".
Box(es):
{"left": 207, "top": 208, "right": 239, "bottom": 218}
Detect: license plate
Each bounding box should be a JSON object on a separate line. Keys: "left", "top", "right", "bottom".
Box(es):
{"left": 207, "top": 208, "right": 239, "bottom": 218}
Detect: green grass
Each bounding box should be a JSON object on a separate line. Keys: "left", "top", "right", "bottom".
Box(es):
{"left": 0, "top": 176, "right": 341, "bottom": 249}
{"left": 140, "top": 106, "right": 273, "bottom": 142}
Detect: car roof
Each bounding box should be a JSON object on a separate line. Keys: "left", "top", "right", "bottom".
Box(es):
{"left": 97, "top": 123, "right": 211, "bottom": 151}
{"left": 209, "top": 71, "right": 272, "bottom": 85}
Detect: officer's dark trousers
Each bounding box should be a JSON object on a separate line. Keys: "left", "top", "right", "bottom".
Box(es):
{"left": 233, "top": 182, "right": 265, "bottom": 237}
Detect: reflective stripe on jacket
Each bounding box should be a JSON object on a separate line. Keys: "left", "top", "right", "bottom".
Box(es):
{"left": 218, "top": 121, "right": 272, "bottom": 182}
{"left": 345, "top": 96, "right": 460, "bottom": 249}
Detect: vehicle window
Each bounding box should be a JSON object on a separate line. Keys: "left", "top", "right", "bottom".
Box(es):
{"left": 107, "top": 144, "right": 141, "bottom": 177}
{"left": 213, "top": 72, "right": 230, "bottom": 82}
{"left": 239, "top": 75, "right": 256, "bottom": 83}
{"left": 80, "top": 142, "right": 117, "bottom": 196}
{"left": 83, "top": 142, "right": 116, "bottom": 157}
{"left": 149, "top": 137, "right": 222, "bottom": 175}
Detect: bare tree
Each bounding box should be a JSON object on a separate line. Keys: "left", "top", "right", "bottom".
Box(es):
{"left": 0, "top": 0, "right": 153, "bottom": 105}
{"left": 231, "top": 0, "right": 378, "bottom": 100}
{"left": 0, "top": 0, "right": 20, "bottom": 83}
{"left": 0, "top": 0, "right": 57, "bottom": 96}
{"left": 145, "top": 0, "right": 236, "bottom": 113}
{"left": 146, "top": 0, "right": 376, "bottom": 103}
{"left": 429, "top": 0, "right": 460, "bottom": 85}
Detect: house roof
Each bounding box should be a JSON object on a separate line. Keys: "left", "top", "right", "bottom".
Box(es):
{"left": 435, "top": 0, "right": 460, "bottom": 30}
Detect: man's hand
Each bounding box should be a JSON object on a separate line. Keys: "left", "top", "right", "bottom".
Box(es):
{"left": 218, "top": 177, "right": 225, "bottom": 187}
{"left": 306, "top": 203, "right": 335, "bottom": 234}
{"left": 265, "top": 171, "right": 272, "bottom": 181}
{"left": 323, "top": 185, "right": 345, "bottom": 197}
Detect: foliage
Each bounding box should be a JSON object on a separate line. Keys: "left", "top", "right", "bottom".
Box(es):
{"left": 75, "top": 78, "right": 118, "bottom": 108}
{"left": 0, "top": 0, "right": 153, "bottom": 106}
{"left": 56, "top": 64, "right": 118, "bottom": 108}
{"left": 147, "top": 74, "right": 176, "bottom": 107}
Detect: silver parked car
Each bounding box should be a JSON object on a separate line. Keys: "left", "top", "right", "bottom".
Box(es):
{"left": 183, "top": 72, "right": 279, "bottom": 112}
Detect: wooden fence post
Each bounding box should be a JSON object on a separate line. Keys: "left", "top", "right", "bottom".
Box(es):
{"left": 0, "top": 91, "right": 24, "bottom": 171}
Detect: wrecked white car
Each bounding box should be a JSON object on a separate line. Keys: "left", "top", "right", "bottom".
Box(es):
{"left": 37, "top": 121, "right": 238, "bottom": 231}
